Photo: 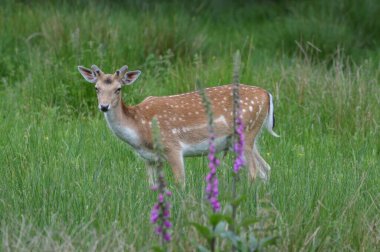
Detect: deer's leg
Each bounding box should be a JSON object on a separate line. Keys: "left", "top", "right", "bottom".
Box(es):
{"left": 245, "top": 120, "right": 270, "bottom": 181}
{"left": 145, "top": 160, "right": 158, "bottom": 187}
{"left": 245, "top": 145, "right": 258, "bottom": 181}
{"left": 253, "top": 142, "right": 271, "bottom": 181}
{"left": 166, "top": 149, "right": 185, "bottom": 188}
{"left": 244, "top": 126, "right": 259, "bottom": 181}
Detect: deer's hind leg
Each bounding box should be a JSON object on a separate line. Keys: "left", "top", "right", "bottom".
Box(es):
{"left": 253, "top": 141, "right": 271, "bottom": 181}
{"left": 244, "top": 145, "right": 258, "bottom": 181}
{"left": 243, "top": 120, "right": 261, "bottom": 181}
{"left": 244, "top": 124, "right": 269, "bottom": 181}
{"left": 244, "top": 103, "right": 272, "bottom": 181}
{"left": 244, "top": 140, "right": 270, "bottom": 182}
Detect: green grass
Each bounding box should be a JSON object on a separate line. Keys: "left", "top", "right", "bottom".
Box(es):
{"left": 0, "top": 0, "right": 379, "bottom": 251}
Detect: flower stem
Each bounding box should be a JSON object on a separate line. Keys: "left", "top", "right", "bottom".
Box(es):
{"left": 231, "top": 50, "right": 242, "bottom": 252}
{"left": 150, "top": 118, "right": 172, "bottom": 246}
{"left": 197, "top": 79, "right": 221, "bottom": 213}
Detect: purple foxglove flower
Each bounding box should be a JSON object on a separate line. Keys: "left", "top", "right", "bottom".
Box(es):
{"left": 155, "top": 226, "right": 163, "bottom": 235}
{"left": 164, "top": 220, "right": 172, "bottom": 228}
{"left": 163, "top": 209, "right": 171, "bottom": 218}
{"left": 150, "top": 118, "right": 172, "bottom": 244}
{"left": 206, "top": 138, "right": 221, "bottom": 212}
{"left": 233, "top": 115, "right": 245, "bottom": 173}
{"left": 164, "top": 233, "right": 171, "bottom": 242}
{"left": 150, "top": 185, "right": 159, "bottom": 191}
{"left": 158, "top": 194, "right": 164, "bottom": 203}
{"left": 198, "top": 87, "right": 221, "bottom": 213}
{"left": 150, "top": 173, "right": 172, "bottom": 244}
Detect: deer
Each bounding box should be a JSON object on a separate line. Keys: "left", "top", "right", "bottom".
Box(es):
{"left": 77, "top": 64, "right": 279, "bottom": 187}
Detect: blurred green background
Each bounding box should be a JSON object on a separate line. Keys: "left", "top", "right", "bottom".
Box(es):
{"left": 0, "top": 0, "right": 379, "bottom": 251}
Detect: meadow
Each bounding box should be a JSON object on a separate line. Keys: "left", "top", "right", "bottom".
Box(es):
{"left": 0, "top": 0, "right": 379, "bottom": 251}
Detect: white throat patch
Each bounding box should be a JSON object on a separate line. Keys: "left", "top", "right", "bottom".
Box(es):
{"left": 104, "top": 111, "right": 141, "bottom": 147}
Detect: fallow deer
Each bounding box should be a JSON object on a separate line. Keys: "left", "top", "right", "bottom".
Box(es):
{"left": 78, "top": 65, "right": 279, "bottom": 187}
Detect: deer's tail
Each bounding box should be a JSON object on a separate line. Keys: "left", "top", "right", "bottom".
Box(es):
{"left": 266, "top": 93, "right": 280, "bottom": 138}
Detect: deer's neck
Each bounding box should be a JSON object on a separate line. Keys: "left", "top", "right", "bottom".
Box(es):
{"left": 104, "top": 99, "right": 141, "bottom": 148}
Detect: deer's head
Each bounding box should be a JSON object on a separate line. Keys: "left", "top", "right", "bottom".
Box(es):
{"left": 78, "top": 65, "right": 141, "bottom": 112}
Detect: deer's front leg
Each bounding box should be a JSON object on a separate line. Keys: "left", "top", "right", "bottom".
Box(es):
{"left": 165, "top": 149, "right": 185, "bottom": 188}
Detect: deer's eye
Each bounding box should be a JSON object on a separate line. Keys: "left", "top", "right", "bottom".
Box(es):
{"left": 115, "top": 88, "right": 121, "bottom": 94}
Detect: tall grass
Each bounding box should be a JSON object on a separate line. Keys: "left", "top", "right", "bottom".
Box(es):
{"left": 0, "top": 0, "right": 379, "bottom": 250}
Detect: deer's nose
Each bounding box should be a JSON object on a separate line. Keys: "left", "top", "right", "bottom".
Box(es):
{"left": 99, "top": 104, "right": 110, "bottom": 112}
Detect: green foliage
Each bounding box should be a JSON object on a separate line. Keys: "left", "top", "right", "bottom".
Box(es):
{"left": 190, "top": 197, "right": 279, "bottom": 251}
{"left": 0, "top": 0, "right": 379, "bottom": 251}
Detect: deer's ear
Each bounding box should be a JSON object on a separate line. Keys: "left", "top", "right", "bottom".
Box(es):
{"left": 78, "top": 66, "right": 97, "bottom": 83}
{"left": 121, "top": 70, "right": 141, "bottom": 85}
